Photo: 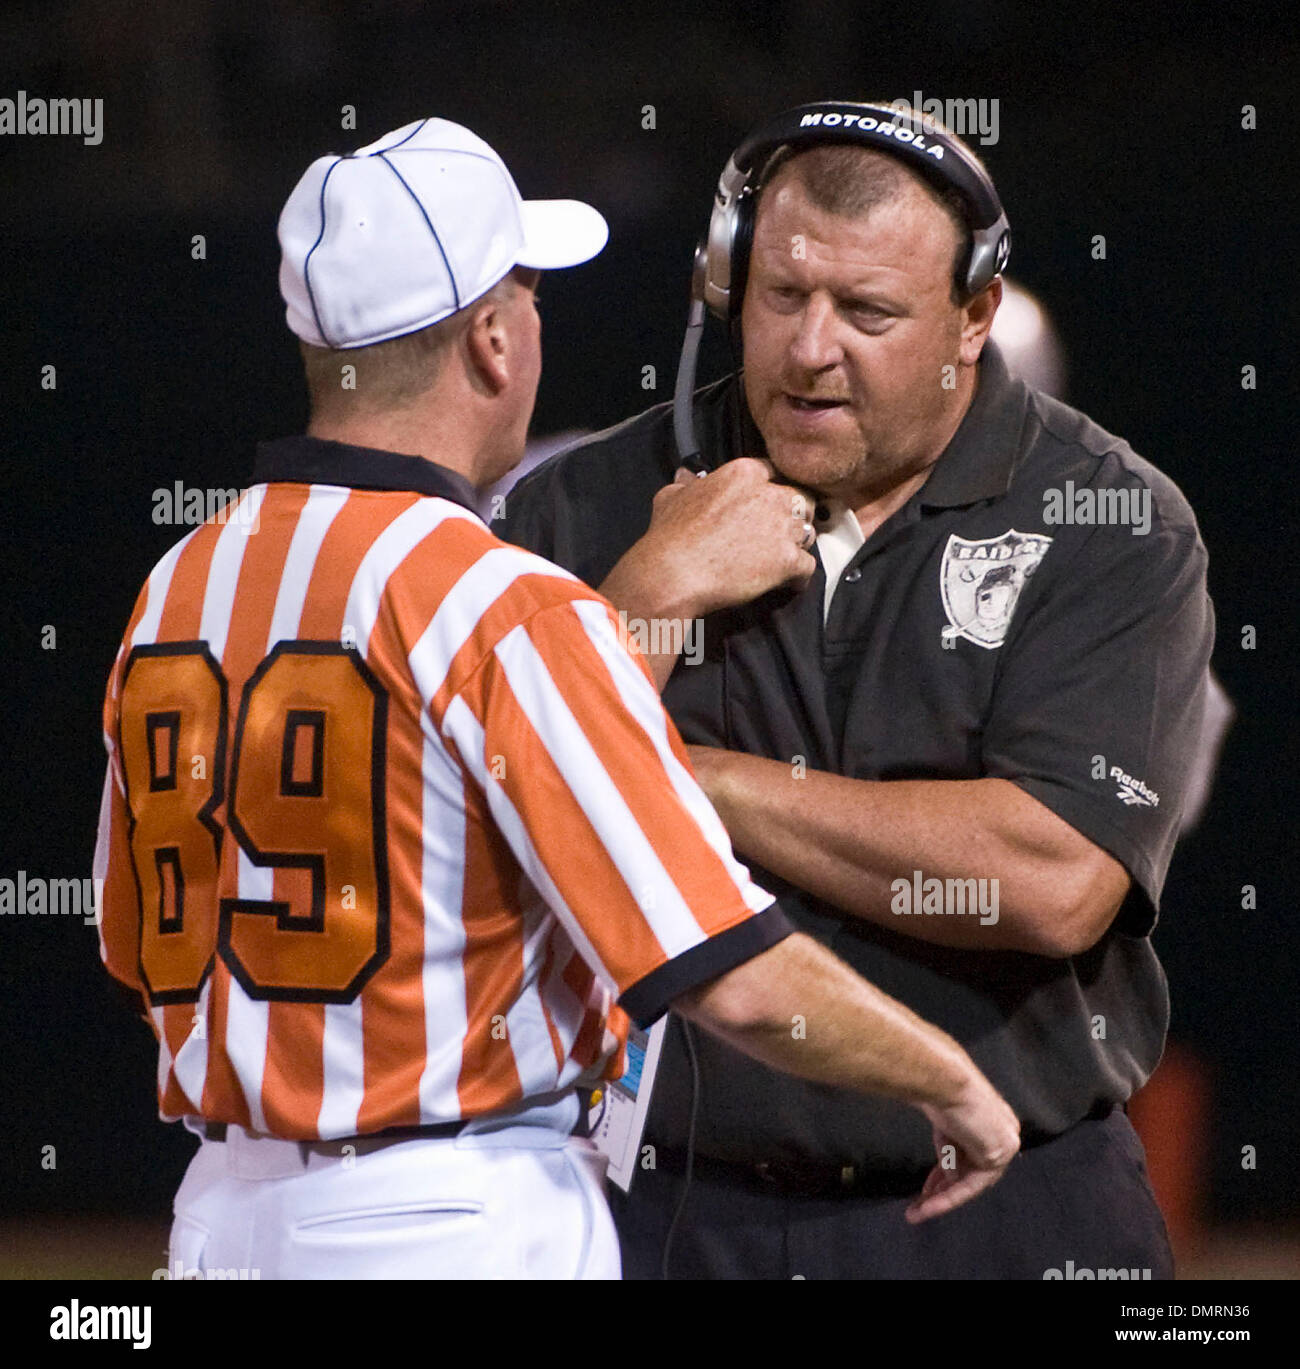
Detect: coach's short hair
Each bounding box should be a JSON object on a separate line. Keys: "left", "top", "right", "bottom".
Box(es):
{"left": 755, "top": 140, "right": 971, "bottom": 303}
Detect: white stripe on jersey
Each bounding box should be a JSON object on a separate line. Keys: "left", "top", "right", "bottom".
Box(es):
{"left": 572, "top": 600, "right": 774, "bottom": 915}
{"left": 417, "top": 730, "right": 472, "bottom": 1120}
{"left": 503, "top": 902, "right": 566, "bottom": 1097}
{"left": 224, "top": 485, "right": 348, "bottom": 1135}
{"left": 131, "top": 526, "right": 198, "bottom": 647}
{"left": 407, "top": 545, "right": 578, "bottom": 708}
{"left": 266, "top": 485, "right": 346, "bottom": 646}
{"left": 317, "top": 497, "right": 475, "bottom": 1139}
{"left": 534, "top": 918, "right": 588, "bottom": 1069}
{"left": 492, "top": 616, "right": 714, "bottom": 962}
{"left": 170, "top": 977, "right": 211, "bottom": 1112}
{"left": 441, "top": 695, "right": 619, "bottom": 996}
{"left": 198, "top": 487, "right": 266, "bottom": 662}
{"left": 92, "top": 765, "right": 116, "bottom": 966}
{"left": 222, "top": 846, "right": 273, "bottom": 1134}
{"left": 150, "top": 1006, "right": 174, "bottom": 1106}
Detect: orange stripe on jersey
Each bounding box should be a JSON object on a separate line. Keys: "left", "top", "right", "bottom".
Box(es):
{"left": 297, "top": 488, "right": 422, "bottom": 639}
{"left": 152, "top": 525, "right": 223, "bottom": 1116}
{"left": 103, "top": 580, "right": 154, "bottom": 737}
{"left": 430, "top": 573, "right": 594, "bottom": 724}
{"left": 456, "top": 786, "right": 525, "bottom": 1115}
{"left": 453, "top": 648, "right": 668, "bottom": 993}
{"left": 156, "top": 524, "right": 219, "bottom": 641}
{"left": 561, "top": 954, "right": 604, "bottom": 1072}
{"left": 98, "top": 577, "right": 160, "bottom": 995}
{"left": 528, "top": 602, "right": 750, "bottom": 936}
{"left": 569, "top": 996, "right": 606, "bottom": 1072}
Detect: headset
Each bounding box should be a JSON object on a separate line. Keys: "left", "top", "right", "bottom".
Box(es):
{"left": 672, "top": 100, "right": 1012, "bottom": 472}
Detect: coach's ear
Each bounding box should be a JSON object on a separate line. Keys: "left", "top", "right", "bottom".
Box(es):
{"left": 960, "top": 276, "right": 1002, "bottom": 366}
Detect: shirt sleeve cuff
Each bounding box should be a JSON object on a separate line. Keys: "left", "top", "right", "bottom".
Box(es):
{"left": 618, "top": 905, "right": 797, "bottom": 1030}
{"left": 1009, "top": 776, "right": 1163, "bottom": 936}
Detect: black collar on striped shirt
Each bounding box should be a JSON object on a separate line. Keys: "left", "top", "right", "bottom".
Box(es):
{"left": 253, "top": 435, "right": 480, "bottom": 514}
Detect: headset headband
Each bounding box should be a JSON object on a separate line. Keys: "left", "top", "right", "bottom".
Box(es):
{"left": 702, "top": 100, "right": 1011, "bottom": 317}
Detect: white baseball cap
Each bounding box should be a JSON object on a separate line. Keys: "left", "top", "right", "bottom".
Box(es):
{"left": 278, "top": 117, "right": 609, "bottom": 350}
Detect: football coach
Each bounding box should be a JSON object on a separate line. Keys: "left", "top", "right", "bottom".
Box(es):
{"left": 496, "top": 101, "right": 1214, "bottom": 1280}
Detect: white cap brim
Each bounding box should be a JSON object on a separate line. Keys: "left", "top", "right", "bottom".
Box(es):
{"left": 516, "top": 199, "right": 609, "bottom": 270}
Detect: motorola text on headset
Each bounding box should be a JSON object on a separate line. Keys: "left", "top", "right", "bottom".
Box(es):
{"left": 671, "top": 100, "right": 1012, "bottom": 473}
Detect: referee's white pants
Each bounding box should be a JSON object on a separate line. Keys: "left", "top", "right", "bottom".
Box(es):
{"left": 168, "top": 1118, "right": 620, "bottom": 1280}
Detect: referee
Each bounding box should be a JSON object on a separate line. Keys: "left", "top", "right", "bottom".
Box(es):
{"left": 496, "top": 103, "right": 1214, "bottom": 1279}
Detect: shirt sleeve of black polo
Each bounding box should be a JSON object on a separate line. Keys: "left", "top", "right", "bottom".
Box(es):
{"left": 618, "top": 904, "right": 796, "bottom": 1030}
{"left": 982, "top": 504, "right": 1214, "bottom": 936}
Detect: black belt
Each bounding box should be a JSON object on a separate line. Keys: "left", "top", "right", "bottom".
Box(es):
{"left": 653, "top": 1102, "right": 1117, "bottom": 1199}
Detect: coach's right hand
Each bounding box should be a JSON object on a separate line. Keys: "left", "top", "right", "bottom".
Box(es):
{"left": 606, "top": 457, "right": 819, "bottom": 620}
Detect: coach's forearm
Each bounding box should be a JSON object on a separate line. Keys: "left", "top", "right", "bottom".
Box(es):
{"left": 690, "top": 750, "right": 1128, "bottom": 957}
{"left": 675, "top": 932, "right": 971, "bottom": 1108}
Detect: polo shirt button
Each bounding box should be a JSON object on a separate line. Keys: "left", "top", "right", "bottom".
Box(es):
{"left": 843, "top": 568, "right": 862, "bottom": 583}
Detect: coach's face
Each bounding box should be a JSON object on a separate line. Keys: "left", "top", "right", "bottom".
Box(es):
{"left": 741, "top": 163, "right": 994, "bottom": 505}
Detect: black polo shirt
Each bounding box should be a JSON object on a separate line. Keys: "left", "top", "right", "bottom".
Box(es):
{"left": 496, "top": 341, "right": 1214, "bottom": 1171}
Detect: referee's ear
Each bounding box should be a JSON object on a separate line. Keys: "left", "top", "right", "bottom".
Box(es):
{"left": 464, "top": 294, "right": 511, "bottom": 396}
{"left": 464, "top": 272, "right": 533, "bottom": 396}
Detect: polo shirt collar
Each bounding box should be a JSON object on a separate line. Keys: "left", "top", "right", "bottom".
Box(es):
{"left": 916, "top": 339, "right": 1024, "bottom": 509}
{"left": 252, "top": 434, "right": 481, "bottom": 514}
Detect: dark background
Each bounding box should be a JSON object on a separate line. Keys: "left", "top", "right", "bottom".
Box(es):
{"left": 1, "top": 0, "right": 1295, "bottom": 1251}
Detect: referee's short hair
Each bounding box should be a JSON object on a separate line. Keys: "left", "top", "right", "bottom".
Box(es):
{"left": 298, "top": 274, "right": 519, "bottom": 421}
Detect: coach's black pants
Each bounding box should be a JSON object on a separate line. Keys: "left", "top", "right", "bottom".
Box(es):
{"left": 608, "top": 1108, "right": 1174, "bottom": 1279}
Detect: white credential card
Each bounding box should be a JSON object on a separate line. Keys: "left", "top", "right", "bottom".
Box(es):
{"left": 588, "top": 1017, "right": 666, "bottom": 1192}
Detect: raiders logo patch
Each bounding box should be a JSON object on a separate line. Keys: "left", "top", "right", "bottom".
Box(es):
{"left": 940, "top": 529, "right": 1053, "bottom": 649}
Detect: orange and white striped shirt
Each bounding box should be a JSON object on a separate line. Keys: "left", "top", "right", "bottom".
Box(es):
{"left": 94, "top": 436, "right": 790, "bottom": 1141}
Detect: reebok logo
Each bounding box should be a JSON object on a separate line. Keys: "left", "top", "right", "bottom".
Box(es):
{"left": 1111, "top": 765, "right": 1159, "bottom": 807}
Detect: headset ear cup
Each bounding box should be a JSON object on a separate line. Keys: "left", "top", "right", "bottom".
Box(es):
{"left": 728, "top": 195, "right": 755, "bottom": 324}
